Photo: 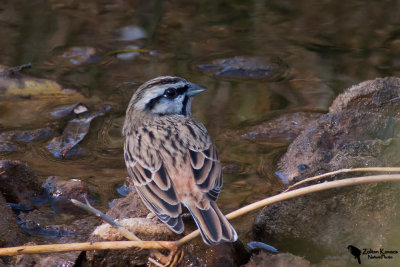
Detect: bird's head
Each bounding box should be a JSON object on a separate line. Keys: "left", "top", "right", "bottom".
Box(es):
{"left": 128, "top": 76, "right": 206, "bottom": 117}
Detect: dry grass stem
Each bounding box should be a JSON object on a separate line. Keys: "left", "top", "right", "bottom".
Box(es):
{"left": 0, "top": 241, "right": 178, "bottom": 256}
{"left": 283, "top": 167, "right": 400, "bottom": 192}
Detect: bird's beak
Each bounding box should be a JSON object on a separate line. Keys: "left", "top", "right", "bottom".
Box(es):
{"left": 187, "top": 82, "right": 207, "bottom": 96}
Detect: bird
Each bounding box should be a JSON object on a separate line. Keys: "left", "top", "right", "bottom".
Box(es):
{"left": 347, "top": 245, "right": 361, "bottom": 264}
{"left": 122, "top": 76, "right": 238, "bottom": 245}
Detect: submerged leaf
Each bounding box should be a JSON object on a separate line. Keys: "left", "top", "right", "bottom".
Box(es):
{"left": 46, "top": 107, "right": 109, "bottom": 159}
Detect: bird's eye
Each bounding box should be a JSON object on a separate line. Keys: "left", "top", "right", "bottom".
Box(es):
{"left": 164, "top": 88, "right": 177, "bottom": 99}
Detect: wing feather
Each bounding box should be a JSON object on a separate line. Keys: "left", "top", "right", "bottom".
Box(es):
{"left": 189, "top": 143, "right": 223, "bottom": 201}
{"left": 124, "top": 136, "right": 183, "bottom": 234}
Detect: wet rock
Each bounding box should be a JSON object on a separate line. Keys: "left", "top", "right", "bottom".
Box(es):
{"left": 93, "top": 217, "right": 175, "bottom": 241}
{"left": 42, "top": 176, "right": 91, "bottom": 214}
{"left": 18, "top": 209, "right": 91, "bottom": 241}
{"left": 0, "top": 160, "right": 43, "bottom": 206}
{"left": 12, "top": 243, "right": 80, "bottom": 267}
{"left": 119, "top": 25, "right": 147, "bottom": 41}
{"left": 198, "top": 56, "right": 290, "bottom": 81}
{"left": 0, "top": 64, "right": 84, "bottom": 128}
{"left": 89, "top": 189, "right": 249, "bottom": 266}
{"left": 183, "top": 240, "right": 250, "bottom": 267}
{"left": 0, "top": 64, "right": 81, "bottom": 97}
{"left": 0, "top": 193, "right": 24, "bottom": 265}
{"left": 0, "top": 128, "right": 53, "bottom": 143}
{"left": 46, "top": 106, "right": 109, "bottom": 158}
{"left": 244, "top": 252, "right": 311, "bottom": 267}
{"left": 279, "top": 77, "right": 400, "bottom": 182}
{"left": 0, "top": 141, "right": 18, "bottom": 155}
{"left": 107, "top": 190, "right": 149, "bottom": 220}
{"left": 240, "top": 112, "right": 321, "bottom": 143}
{"left": 51, "top": 103, "right": 89, "bottom": 118}
{"left": 87, "top": 246, "right": 149, "bottom": 267}
{"left": 254, "top": 77, "right": 400, "bottom": 262}
{"left": 86, "top": 190, "right": 153, "bottom": 266}
{"left": 0, "top": 193, "right": 24, "bottom": 247}
{"left": 54, "top": 46, "right": 97, "bottom": 67}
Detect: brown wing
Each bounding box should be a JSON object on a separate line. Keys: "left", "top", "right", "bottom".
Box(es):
{"left": 180, "top": 120, "right": 237, "bottom": 245}
{"left": 124, "top": 135, "right": 183, "bottom": 233}
{"left": 189, "top": 143, "right": 222, "bottom": 202}
{"left": 180, "top": 120, "right": 223, "bottom": 202}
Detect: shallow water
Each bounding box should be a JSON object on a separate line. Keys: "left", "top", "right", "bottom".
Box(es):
{"left": 1, "top": 0, "right": 400, "bottom": 264}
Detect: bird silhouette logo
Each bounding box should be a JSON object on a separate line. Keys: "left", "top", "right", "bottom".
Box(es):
{"left": 347, "top": 245, "right": 362, "bottom": 264}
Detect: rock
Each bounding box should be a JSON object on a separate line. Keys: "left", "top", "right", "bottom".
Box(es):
{"left": 0, "top": 193, "right": 24, "bottom": 247}
{"left": 12, "top": 243, "right": 81, "bottom": 267}
{"left": 107, "top": 190, "right": 149, "bottom": 220}
{"left": 86, "top": 246, "right": 149, "bottom": 267}
{"left": 51, "top": 103, "right": 89, "bottom": 118}
{"left": 17, "top": 209, "right": 91, "bottom": 240}
{"left": 0, "top": 64, "right": 84, "bottom": 128}
{"left": 240, "top": 112, "right": 321, "bottom": 143}
{"left": 53, "top": 46, "right": 97, "bottom": 67}
{"left": 86, "top": 190, "right": 150, "bottom": 266}
{"left": 198, "top": 56, "right": 290, "bottom": 81}
{"left": 279, "top": 77, "right": 400, "bottom": 183}
{"left": 0, "top": 193, "right": 24, "bottom": 265}
{"left": 183, "top": 240, "right": 250, "bottom": 267}
{"left": 0, "top": 141, "right": 18, "bottom": 155}
{"left": 86, "top": 190, "right": 154, "bottom": 266}
{"left": 42, "top": 176, "right": 91, "bottom": 214}
{"left": 244, "top": 252, "right": 311, "bottom": 267}
{"left": 0, "top": 160, "right": 43, "bottom": 206}
{"left": 0, "top": 128, "right": 53, "bottom": 143}
{"left": 88, "top": 189, "right": 249, "bottom": 266}
{"left": 254, "top": 77, "right": 400, "bottom": 263}
{"left": 0, "top": 64, "right": 75, "bottom": 97}
{"left": 93, "top": 217, "right": 175, "bottom": 241}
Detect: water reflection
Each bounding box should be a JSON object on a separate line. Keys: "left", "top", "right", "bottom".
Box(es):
{"left": 1, "top": 0, "right": 400, "bottom": 264}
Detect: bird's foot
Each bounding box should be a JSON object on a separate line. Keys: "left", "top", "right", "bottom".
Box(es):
{"left": 149, "top": 247, "right": 184, "bottom": 267}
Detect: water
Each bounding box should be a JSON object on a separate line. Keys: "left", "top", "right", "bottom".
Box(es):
{"left": 1, "top": 0, "right": 400, "bottom": 264}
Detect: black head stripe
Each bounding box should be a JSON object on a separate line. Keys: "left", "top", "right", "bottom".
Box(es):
{"left": 176, "top": 85, "right": 189, "bottom": 95}
{"left": 181, "top": 95, "right": 189, "bottom": 116}
{"left": 144, "top": 78, "right": 182, "bottom": 89}
{"left": 145, "top": 95, "right": 163, "bottom": 110}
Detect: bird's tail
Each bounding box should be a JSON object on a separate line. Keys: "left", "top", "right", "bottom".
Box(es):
{"left": 186, "top": 201, "right": 238, "bottom": 246}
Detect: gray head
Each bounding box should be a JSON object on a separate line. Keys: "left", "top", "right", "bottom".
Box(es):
{"left": 127, "top": 76, "right": 206, "bottom": 117}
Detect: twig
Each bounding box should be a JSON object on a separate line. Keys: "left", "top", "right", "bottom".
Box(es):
{"left": 225, "top": 174, "right": 400, "bottom": 221}
{"left": 283, "top": 167, "right": 400, "bottom": 192}
{"left": 0, "top": 241, "right": 178, "bottom": 256}
{"left": 71, "top": 199, "right": 141, "bottom": 242}
{"left": 4, "top": 63, "right": 32, "bottom": 76}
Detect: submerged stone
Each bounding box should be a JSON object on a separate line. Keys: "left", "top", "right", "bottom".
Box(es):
{"left": 240, "top": 112, "right": 321, "bottom": 143}
{"left": 0, "top": 160, "right": 43, "bottom": 206}
{"left": 0, "top": 128, "right": 53, "bottom": 143}
{"left": 42, "top": 176, "right": 92, "bottom": 214}
{"left": 198, "top": 56, "right": 290, "bottom": 81}
{"left": 0, "top": 141, "right": 18, "bottom": 154}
